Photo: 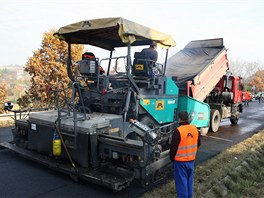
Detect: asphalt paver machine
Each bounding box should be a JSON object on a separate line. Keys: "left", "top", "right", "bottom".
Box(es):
{"left": 1, "top": 18, "right": 210, "bottom": 191}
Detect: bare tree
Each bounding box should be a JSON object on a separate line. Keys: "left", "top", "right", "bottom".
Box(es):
{"left": 229, "top": 58, "right": 264, "bottom": 82}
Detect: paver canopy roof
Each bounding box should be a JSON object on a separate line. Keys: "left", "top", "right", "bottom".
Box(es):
{"left": 54, "top": 17, "right": 176, "bottom": 50}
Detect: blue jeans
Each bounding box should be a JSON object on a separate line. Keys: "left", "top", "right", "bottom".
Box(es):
{"left": 174, "top": 161, "right": 195, "bottom": 198}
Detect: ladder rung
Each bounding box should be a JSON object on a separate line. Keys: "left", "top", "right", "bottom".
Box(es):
{"left": 61, "top": 132, "right": 76, "bottom": 137}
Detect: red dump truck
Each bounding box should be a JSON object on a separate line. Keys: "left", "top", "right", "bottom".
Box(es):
{"left": 166, "top": 38, "right": 243, "bottom": 135}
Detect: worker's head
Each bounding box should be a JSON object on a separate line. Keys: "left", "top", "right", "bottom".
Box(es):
{"left": 178, "top": 111, "right": 189, "bottom": 123}
{"left": 82, "top": 52, "right": 95, "bottom": 59}
{"left": 150, "top": 41, "right": 157, "bottom": 49}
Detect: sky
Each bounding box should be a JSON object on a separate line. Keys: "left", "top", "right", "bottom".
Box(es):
{"left": 1, "top": 0, "right": 264, "bottom": 66}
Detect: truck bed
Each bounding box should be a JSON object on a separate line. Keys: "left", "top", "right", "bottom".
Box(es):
{"left": 166, "top": 38, "right": 229, "bottom": 101}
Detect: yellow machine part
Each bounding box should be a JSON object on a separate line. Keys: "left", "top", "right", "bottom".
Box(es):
{"left": 53, "top": 139, "right": 61, "bottom": 156}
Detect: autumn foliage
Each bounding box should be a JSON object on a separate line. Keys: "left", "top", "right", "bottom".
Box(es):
{"left": 248, "top": 70, "right": 264, "bottom": 92}
{"left": 0, "top": 83, "right": 7, "bottom": 113}
{"left": 17, "top": 29, "right": 84, "bottom": 109}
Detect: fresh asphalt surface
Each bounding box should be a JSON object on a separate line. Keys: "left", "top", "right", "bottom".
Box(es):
{"left": 0, "top": 100, "right": 264, "bottom": 197}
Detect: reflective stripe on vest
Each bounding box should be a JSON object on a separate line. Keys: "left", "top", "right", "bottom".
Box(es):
{"left": 174, "top": 125, "right": 198, "bottom": 162}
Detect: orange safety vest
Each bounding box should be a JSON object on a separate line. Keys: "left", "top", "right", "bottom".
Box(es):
{"left": 244, "top": 91, "right": 251, "bottom": 100}
{"left": 174, "top": 125, "right": 199, "bottom": 162}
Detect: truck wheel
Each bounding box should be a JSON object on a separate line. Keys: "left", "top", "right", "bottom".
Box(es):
{"left": 200, "top": 127, "right": 209, "bottom": 136}
{"left": 209, "top": 109, "right": 221, "bottom": 132}
{"left": 230, "top": 116, "right": 239, "bottom": 125}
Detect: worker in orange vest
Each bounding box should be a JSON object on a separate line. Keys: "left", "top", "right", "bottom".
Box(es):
{"left": 244, "top": 90, "right": 251, "bottom": 106}
{"left": 170, "top": 111, "right": 201, "bottom": 198}
{"left": 82, "top": 52, "right": 105, "bottom": 75}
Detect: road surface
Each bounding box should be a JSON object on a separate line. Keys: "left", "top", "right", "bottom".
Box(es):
{"left": 0, "top": 101, "right": 264, "bottom": 197}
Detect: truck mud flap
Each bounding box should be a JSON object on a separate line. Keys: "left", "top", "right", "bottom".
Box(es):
{"left": 0, "top": 142, "right": 134, "bottom": 191}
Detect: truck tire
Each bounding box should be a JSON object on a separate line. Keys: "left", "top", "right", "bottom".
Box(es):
{"left": 230, "top": 115, "right": 239, "bottom": 125}
{"left": 209, "top": 109, "right": 221, "bottom": 132}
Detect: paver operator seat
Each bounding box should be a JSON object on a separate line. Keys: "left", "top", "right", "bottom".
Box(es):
{"left": 132, "top": 52, "right": 156, "bottom": 78}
